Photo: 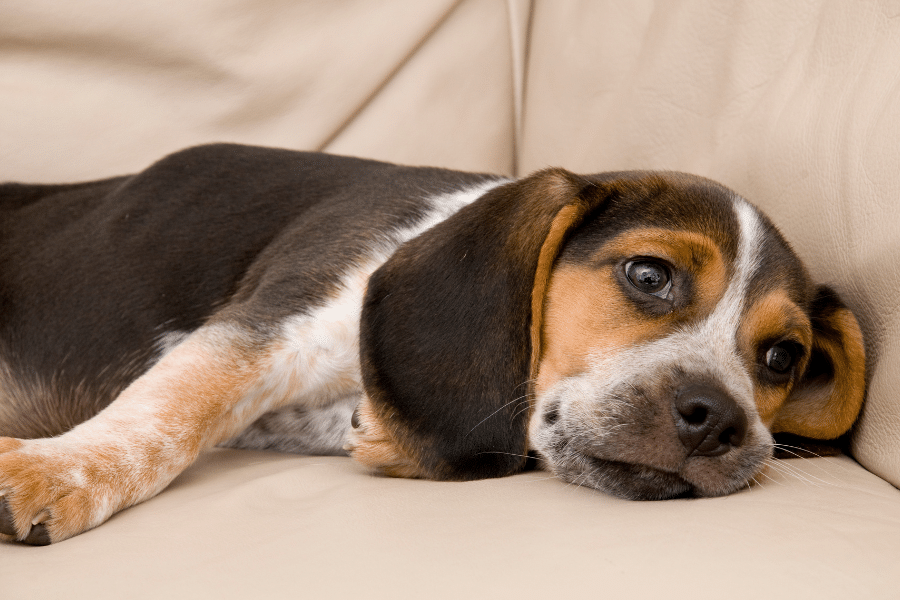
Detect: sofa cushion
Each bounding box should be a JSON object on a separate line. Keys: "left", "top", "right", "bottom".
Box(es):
{"left": 3, "top": 449, "right": 898, "bottom": 598}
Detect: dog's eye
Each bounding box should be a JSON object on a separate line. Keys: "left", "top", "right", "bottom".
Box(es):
{"left": 625, "top": 260, "right": 671, "bottom": 297}
{"left": 765, "top": 344, "right": 795, "bottom": 374}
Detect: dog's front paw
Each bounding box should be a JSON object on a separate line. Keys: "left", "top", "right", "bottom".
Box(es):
{"left": 0, "top": 437, "right": 116, "bottom": 545}
{"left": 346, "top": 397, "right": 424, "bottom": 478}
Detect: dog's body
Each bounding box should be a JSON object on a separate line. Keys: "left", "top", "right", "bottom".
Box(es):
{"left": 0, "top": 144, "right": 865, "bottom": 545}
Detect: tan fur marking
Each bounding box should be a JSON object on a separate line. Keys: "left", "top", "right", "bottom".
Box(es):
{"left": 772, "top": 307, "right": 866, "bottom": 439}
{"left": 597, "top": 228, "right": 728, "bottom": 314}
{"left": 537, "top": 264, "right": 659, "bottom": 395}
{"left": 535, "top": 228, "right": 729, "bottom": 396}
{"left": 754, "top": 387, "right": 788, "bottom": 428}
{"left": 345, "top": 396, "right": 423, "bottom": 478}
{"left": 123, "top": 333, "right": 256, "bottom": 448}
{"left": 530, "top": 205, "right": 588, "bottom": 382}
{"left": 0, "top": 438, "right": 23, "bottom": 453}
{"left": 737, "top": 290, "right": 813, "bottom": 424}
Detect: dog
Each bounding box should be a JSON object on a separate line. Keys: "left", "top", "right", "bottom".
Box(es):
{"left": 0, "top": 144, "right": 866, "bottom": 545}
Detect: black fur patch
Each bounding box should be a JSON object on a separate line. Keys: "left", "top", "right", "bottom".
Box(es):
{"left": 0, "top": 144, "right": 494, "bottom": 437}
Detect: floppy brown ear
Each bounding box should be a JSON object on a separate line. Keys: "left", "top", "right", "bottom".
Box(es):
{"left": 350, "top": 169, "right": 606, "bottom": 481}
{"left": 772, "top": 286, "right": 867, "bottom": 440}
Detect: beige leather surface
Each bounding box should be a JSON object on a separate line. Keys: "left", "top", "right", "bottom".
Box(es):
{"left": 3, "top": 449, "right": 900, "bottom": 599}
{"left": 0, "top": 0, "right": 515, "bottom": 181}
{"left": 523, "top": 0, "right": 900, "bottom": 488}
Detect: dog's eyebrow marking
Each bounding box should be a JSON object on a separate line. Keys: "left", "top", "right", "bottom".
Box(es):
{"left": 591, "top": 227, "right": 729, "bottom": 315}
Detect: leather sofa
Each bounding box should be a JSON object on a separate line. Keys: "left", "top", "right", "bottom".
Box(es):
{"left": 2, "top": 1, "right": 898, "bottom": 597}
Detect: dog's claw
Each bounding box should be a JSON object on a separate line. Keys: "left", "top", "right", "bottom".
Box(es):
{"left": 0, "top": 497, "right": 16, "bottom": 536}
{"left": 0, "top": 497, "right": 16, "bottom": 537}
{"left": 0, "top": 497, "right": 53, "bottom": 544}
{"left": 23, "top": 522, "right": 51, "bottom": 545}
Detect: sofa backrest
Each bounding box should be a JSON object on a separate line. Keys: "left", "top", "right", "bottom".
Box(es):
{"left": 0, "top": 0, "right": 517, "bottom": 180}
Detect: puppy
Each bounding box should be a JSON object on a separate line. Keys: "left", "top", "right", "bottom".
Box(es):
{"left": 0, "top": 144, "right": 865, "bottom": 544}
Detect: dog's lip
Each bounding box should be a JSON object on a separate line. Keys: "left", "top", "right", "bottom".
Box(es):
{"left": 582, "top": 451, "right": 680, "bottom": 478}
{"left": 579, "top": 452, "right": 696, "bottom": 500}
{"left": 578, "top": 444, "right": 685, "bottom": 476}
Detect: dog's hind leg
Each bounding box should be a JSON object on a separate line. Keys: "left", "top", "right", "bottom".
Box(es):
{"left": 221, "top": 395, "right": 359, "bottom": 456}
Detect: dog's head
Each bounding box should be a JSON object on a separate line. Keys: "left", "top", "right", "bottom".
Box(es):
{"left": 348, "top": 169, "right": 866, "bottom": 499}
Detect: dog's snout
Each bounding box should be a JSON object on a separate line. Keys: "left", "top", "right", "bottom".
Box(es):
{"left": 673, "top": 385, "right": 748, "bottom": 457}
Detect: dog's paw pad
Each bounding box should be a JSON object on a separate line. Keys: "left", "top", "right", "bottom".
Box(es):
{"left": 346, "top": 398, "right": 423, "bottom": 478}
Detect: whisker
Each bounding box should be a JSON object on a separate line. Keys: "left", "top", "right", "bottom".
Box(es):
{"left": 571, "top": 471, "right": 591, "bottom": 491}
{"left": 512, "top": 378, "right": 538, "bottom": 393}
{"left": 768, "top": 458, "right": 839, "bottom": 489}
{"left": 755, "top": 465, "right": 787, "bottom": 486}
{"left": 766, "top": 460, "right": 820, "bottom": 487}
{"left": 774, "top": 443, "right": 856, "bottom": 480}
{"left": 769, "top": 457, "right": 846, "bottom": 489}
{"left": 511, "top": 398, "right": 534, "bottom": 421}
{"left": 475, "top": 450, "right": 549, "bottom": 464}
{"left": 773, "top": 443, "right": 826, "bottom": 460}
{"left": 524, "top": 473, "right": 564, "bottom": 484}
{"left": 466, "top": 394, "right": 532, "bottom": 435}
{"left": 773, "top": 443, "right": 854, "bottom": 469}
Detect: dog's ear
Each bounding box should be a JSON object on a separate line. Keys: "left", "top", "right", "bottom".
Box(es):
{"left": 772, "top": 286, "right": 866, "bottom": 440}
{"left": 350, "top": 169, "right": 606, "bottom": 481}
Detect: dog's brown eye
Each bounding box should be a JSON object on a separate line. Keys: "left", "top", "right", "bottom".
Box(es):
{"left": 625, "top": 260, "right": 671, "bottom": 297}
{"left": 765, "top": 345, "right": 794, "bottom": 374}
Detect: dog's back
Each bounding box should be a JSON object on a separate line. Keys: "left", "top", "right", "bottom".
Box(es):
{"left": 0, "top": 144, "right": 498, "bottom": 439}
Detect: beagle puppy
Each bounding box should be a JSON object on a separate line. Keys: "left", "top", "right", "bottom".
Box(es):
{"left": 0, "top": 144, "right": 866, "bottom": 545}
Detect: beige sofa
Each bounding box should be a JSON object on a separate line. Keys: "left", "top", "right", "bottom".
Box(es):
{"left": 3, "top": 1, "right": 899, "bottom": 597}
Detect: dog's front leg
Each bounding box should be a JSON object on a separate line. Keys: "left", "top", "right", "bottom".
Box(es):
{"left": 0, "top": 323, "right": 272, "bottom": 545}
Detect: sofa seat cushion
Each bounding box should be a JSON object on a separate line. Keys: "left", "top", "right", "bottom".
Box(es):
{"left": 3, "top": 449, "right": 898, "bottom": 598}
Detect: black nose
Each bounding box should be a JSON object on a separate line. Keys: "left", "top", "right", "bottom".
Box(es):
{"left": 673, "top": 385, "right": 748, "bottom": 457}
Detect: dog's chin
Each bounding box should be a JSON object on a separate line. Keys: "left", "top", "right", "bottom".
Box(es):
{"left": 558, "top": 455, "right": 696, "bottom": 500}
{"left": 544, "top": 451, "right": 760, "bottom": 500}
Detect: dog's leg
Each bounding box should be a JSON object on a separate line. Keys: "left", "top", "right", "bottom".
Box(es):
{"left": 0, "top": 322, "right": 283, "bottom": 545}
{"left": 221, "top": 395, "right": 358, "bottom": 455}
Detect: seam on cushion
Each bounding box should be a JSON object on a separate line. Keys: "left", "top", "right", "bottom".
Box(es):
{"left": 316, "top": 0, "right": 467, "bottom": 152}
{"left": 506, "top": 0, "right": 534, "bottom": 177}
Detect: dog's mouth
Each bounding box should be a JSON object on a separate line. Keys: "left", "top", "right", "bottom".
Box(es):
{"left": 530, "top": 424, "right": 771, "bottom": 500}
{"left": 536, "top": 439, "right": 773, "bottom": 500}
{"left": 530, "top": 379, "right": 774, "bottom": 500}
